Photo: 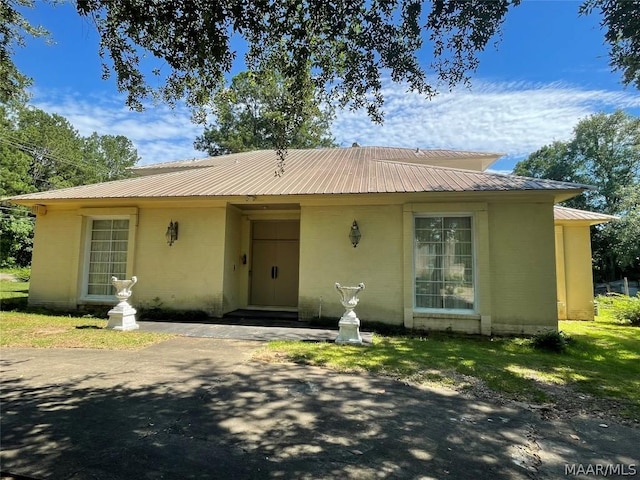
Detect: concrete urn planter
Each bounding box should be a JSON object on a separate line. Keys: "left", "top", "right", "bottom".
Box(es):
{"left": 106, "top": 276, "right": 139, "bottom": 331}
{"left": 334, "top": 282, "right": 365, "bottom": 345}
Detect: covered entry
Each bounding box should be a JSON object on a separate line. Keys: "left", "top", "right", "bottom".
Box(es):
{"left": 250, "top": 220, "right": 300, "bottom": 307}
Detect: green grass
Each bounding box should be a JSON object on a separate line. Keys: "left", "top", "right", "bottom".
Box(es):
{"left": 0, "top": 266, "right": 31, "bottom": 281}
{"left": 258, "top": 318, "right": 640, "bottom": 419}
{"left": 1, "top": 278, "right": 173, "bottom": 349}
{"left": 3, "top": 276, "right": 639, "bottom": 417}
{"left": 0, "top": 310, "right": 174, "bottom": 349}
{"left": 0, "top": 276, "right": 30, "bottom": 310}
{"left": 0, "top": 278, "right": 29, "bottom": 299}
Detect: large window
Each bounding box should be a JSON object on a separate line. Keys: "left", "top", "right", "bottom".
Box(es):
{"left": 415, "top": 215, "right": 475, "bottom": 311}
{"left": 85, "top": 219, "right": 130, "bottom": 297}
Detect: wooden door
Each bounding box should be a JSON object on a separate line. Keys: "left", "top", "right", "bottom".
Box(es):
{"left": 250, "top": 221, "right": 300, "bottom": 307}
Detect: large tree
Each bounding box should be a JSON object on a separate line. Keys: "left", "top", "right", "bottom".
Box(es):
{"left": 1, "top": 0, "right": 46, "bottom": 105}
{"left": 513, "top": 110, "right": 640, "bottom": 281}
{"left": 0, "top": 105, "right": 140, "bottom": 197}
{"left": 194, "top": 71, "right": 335, "bottom": 159}
{"left": 5, "top": 1, "right": 639, "bottom": 128}
{"left": 0, "top": 104, "right": 140, "bottom": 267}
{"left": 82, "top": 132, "right": 140, "bottom": 183}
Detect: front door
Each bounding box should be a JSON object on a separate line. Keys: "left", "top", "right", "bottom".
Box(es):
{"left": 250, "top": 220, "right": 300, "bottom": 307}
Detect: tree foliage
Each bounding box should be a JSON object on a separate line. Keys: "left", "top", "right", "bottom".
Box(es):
{"left": 194, "top": 71, "right": 335, "bottom": 159}
{"left": 608, "top": 186, "right": 640, "bottom": 272}
{"left": 3, "top": 1, "right": 639, "bottom": 129}
{"left": 0, "top": 212, "right": 33, "bottom": 268}
{"left": 0, "top": 104, "right": 140, "bottom": 266}
{"left": 0, "top": 0, "right": 47, "bottom": 105}
{"left": 0, "top": 105, "right": 140, "bottom": 197}
{"left": 69, "top": 0, "right": 638, "bottom": 126}
{"left": 514, "top": 111, "right": 640, "bottom": 281}
{"left": 579, "top": 0, "right": 640, "bottom": 90}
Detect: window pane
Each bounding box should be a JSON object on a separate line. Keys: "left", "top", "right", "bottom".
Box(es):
{"left": 86, "top": 219, "right": 129, "bottom": 297}
{"left": 415, "top": 215, "right": 474, "bottom": 311}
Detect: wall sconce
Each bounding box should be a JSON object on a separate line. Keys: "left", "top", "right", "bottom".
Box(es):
{"left": 166, "top": 220, "right": 179, "bottom": 246}
{"left": 349, "top": 220, "right": 361, "bottom": 248}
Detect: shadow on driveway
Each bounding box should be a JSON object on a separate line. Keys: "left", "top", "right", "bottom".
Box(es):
{"left": 1, "top": 338, "right": 638, "bottom": 479}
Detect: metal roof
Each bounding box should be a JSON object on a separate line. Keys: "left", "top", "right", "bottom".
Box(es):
{"left": 8, "top": 147, "right": 588, "bottom": 202}
{"left": 131, "top": 147, "right": 502, "bottom": 173}
{"left": 554, "top": 206, "right": 618, "bottom": 224}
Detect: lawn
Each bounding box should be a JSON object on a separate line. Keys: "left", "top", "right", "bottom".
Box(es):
{"left": 257, "top": 314, "right": 640, "bottom": 420}
{"left": 3, "top": 275, "right": 639, "bottom": 418}
{"left": 1, "top": 276, "right": 173, "bottom": 350}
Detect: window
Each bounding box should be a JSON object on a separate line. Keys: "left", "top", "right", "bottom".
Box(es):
{"left": 415, "top": 215, "right": 475, "bottom": 311}
{"left": 84, "top": 219, "right": 130, "bottom": 297}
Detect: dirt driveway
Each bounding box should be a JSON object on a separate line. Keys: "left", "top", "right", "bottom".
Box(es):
{"left": 1, "top": 337, "right": 638, "bottom": 479}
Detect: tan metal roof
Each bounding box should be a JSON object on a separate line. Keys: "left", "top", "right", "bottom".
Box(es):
{"left": 132, "top": 147, "right": 503, "bottom": 174}
{"left": 554, "top": 206, "right": 618, "bottom": 224}
{"left": 9, "top": 147, "right": 588, "bottom": 202}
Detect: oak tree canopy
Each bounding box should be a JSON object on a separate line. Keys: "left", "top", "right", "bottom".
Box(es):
{"left": 4, "top": 1, "right": 639, "bottom": 126}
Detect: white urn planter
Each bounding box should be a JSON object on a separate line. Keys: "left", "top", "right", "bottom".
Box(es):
{"left": 106, "top": 276, "right": 139, "bottom": 331}
{"left": 335, "top": 282, "right": 365, "bottom": 345}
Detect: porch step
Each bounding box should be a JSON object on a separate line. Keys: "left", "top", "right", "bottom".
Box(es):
{"left": 220, "top": 309, "right": 305, "bottom": 327}
{"left": 224, "top": 309, "right": 299, "bottom": 321}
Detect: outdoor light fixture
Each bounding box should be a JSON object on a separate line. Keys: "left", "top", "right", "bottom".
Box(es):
{"left": 349, "top": 220, "right": 361, "bottom": 248}
{"left": 166, "top": 220, "right": 179, "bottom": 246}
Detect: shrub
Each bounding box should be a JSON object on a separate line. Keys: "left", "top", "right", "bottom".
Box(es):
{"left": 610, "top": 294, "right": 640, "bottom": 326}
{"left": 4, "top": 266, "right": 31, "bottom": 281}
{"left": 531, "top": 330, "right": 572, "bottom": 353}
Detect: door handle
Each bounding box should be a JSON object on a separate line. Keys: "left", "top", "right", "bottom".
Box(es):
{"left": 271, "top": 266, "right": 275, "bottom": 279}
{"left": 274, "top": 266, "right": 278, "bottom": 279}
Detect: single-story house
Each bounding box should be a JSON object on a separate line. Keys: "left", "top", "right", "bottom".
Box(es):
{"left": 8, "top": 146, "right": 609, "bottom": 335}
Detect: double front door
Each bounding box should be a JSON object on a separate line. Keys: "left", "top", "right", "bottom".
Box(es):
{"left": 250, "top": 220, "right": 300, "bottom": 307}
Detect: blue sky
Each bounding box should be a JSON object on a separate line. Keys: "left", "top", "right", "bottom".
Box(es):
{"left": 15, "top": 1, "right": 640, "bottom": 172}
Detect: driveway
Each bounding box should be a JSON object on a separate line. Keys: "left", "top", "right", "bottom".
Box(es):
{"left": 1, "top": 337, "right": 638, "bottom": 480}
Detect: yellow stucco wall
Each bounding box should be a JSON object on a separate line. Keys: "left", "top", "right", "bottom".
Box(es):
{"left": 298, "top": 204, "right": 404, "bottom": 325}
{"left": 28, "top": 209, "right": 83, "bottom": 308}
{"left": 24, "top": 193, "right": 561, "bottom": 334}
{"left": 133, "top": 206, "right": 227, "bottom": 315}
{"left": 222, "top": 206, "right": 243, "bottom": 313}
{"left": 555, "top": 223, "right": 595, "bottom": 321}
{"left": 27, "top": 204, "right": 228, "bottom": 315}
{"left": 487, "top": 202, "right": 558, "bottom": 334}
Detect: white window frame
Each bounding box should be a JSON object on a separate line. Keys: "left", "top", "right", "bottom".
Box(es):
{"left": 80, "top": 215, "right": 133, "bottom": 303}
{"left": 413, "top": 213, "right": 477, "bottom": 314}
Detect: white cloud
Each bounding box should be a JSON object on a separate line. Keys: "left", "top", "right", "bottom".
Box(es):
{"left": 333, "top": 80, "right": 640, "bottom": 170}
{"left": 30, "top": 80, "right": 640, "bottom": 171}
{"left": 32, "top": 89, "right": 206, "bottom": 166}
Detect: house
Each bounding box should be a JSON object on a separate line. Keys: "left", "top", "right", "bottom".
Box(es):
{"left": 9, "top": 146, "right": 603, "bottom": 335}
{"left": 553, "top": 206, "right": 617, "bottom": 321}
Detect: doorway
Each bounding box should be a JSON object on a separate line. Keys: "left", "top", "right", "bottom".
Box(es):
{"left": 250, "top": 220, "right": 300, "bottom": 307}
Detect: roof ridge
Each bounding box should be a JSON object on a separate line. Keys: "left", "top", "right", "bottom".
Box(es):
{"left": 370, "top": 158, "right": 591, "bottom": 189}
{"left": 132, "top": 146, "right": 504, "bottom": 170}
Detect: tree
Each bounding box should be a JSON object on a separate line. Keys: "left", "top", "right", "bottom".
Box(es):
{"left": 579, "top": 0, "right": 640, "bottom": 90}
{"left": 513, "top": 110, "right": 640, "bottom": 281}
{"left": 63, "top": 0, "right": 636, "bottom": 128}
{"left": 0, "top": 105, "right": 140, "bottom": 195}
{"left": 82, "top": 133, "right": 139, "bottom": 183}
{"left": 4, "top": 2, "right": 639, "bottom": 154}
{"left": 0, "top": 211, "right": 33, "bottom": 268}
{"left": 609, "top": 186, "right": 640, "bottom": 271}
{"left": 194, "top": 71, "right": 335, "bottom": 158}
{"left": 0, "top": 104, "right": 140, "bottom": 267}
{"left": 0, "top": 0, "right": 46, "bottom": 105}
